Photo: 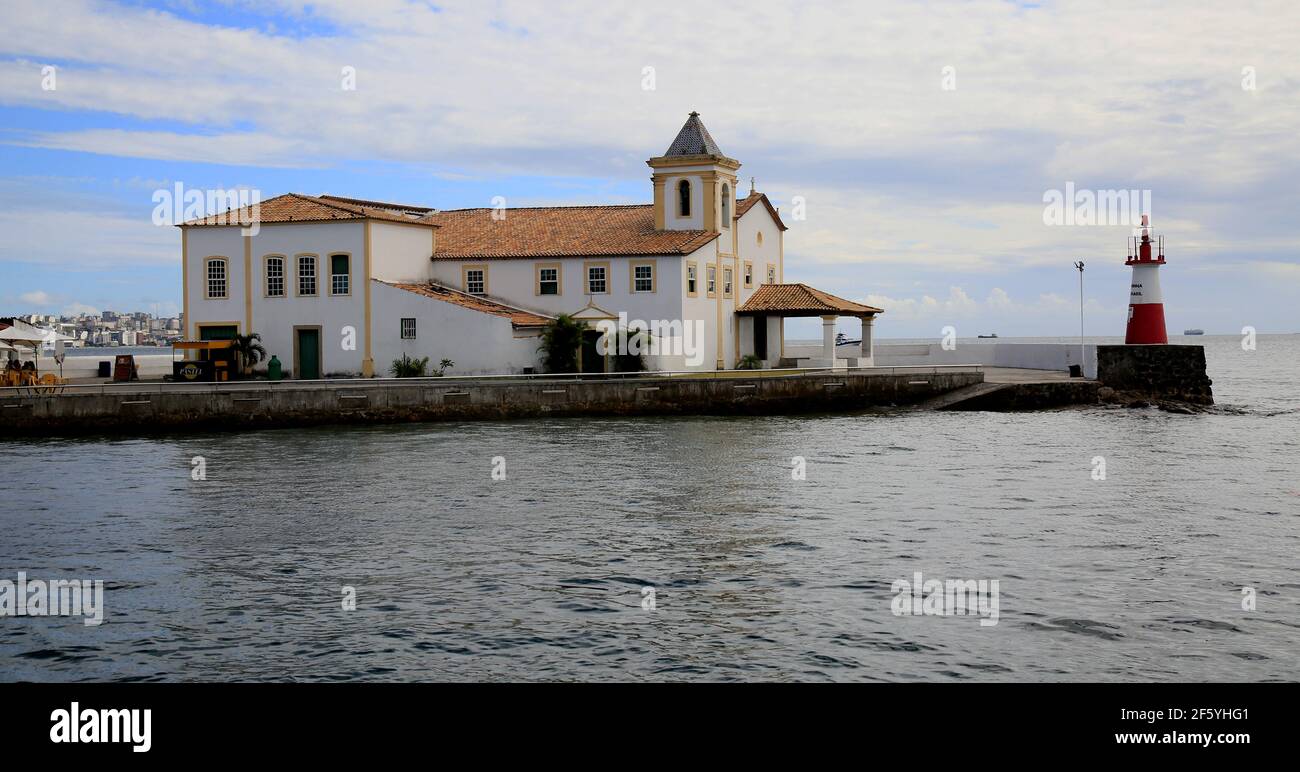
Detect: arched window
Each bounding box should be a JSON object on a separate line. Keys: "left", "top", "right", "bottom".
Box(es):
{"left": 678, "top": 179, "right": 691, "bottom": 217}
{"left": 721, "top": 183, "right": 730, "bottom": 228}
{"left": 204, "top": 257, "right": 228, "bottom": 299}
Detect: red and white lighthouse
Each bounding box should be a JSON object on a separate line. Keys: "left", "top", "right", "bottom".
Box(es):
{"left": 1124, "top": 214, "right": 1168, "bottom": 344}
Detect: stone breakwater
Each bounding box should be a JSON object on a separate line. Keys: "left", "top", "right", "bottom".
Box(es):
{"left": 0, "top": 369, "right": 983, "bottom": 436}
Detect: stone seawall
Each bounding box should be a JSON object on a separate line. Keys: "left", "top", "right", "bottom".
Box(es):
{"left": 1096, "top": 345, "right": 1214, "bottom": 404}
{"left": 0, "top": 369, "right": 984, "bottom": 436}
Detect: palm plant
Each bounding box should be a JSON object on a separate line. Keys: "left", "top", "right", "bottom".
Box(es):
{"left": 230, "top": 333, "right": 267, "bottom": 378}
{"left": 736, "top": 354, "right": 763, "bottom": 370}
{"left": 538, "top": 313, "right": 583, "bottom": 374}
{"left": 390, "top": 354, "right": 430, "bottom": 378}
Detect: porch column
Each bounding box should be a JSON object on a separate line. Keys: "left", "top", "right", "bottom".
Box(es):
{"left": 821, "top": 315, "right": 838, "bottom": 362}
{"left": 860, "top": 315, "right": 874, "bottom": 364}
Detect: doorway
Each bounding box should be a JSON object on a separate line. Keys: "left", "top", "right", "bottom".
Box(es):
{"left": 579, "top": 329, "right": 606, "bottom": 374}
{"left": 294, "top": 326, "right": 322, "bottom": 380}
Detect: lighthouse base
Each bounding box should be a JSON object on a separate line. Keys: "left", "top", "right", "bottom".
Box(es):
{"left": 1096, "top": 344, "right": 1213, "bottom": 405}
{"left": 1125, "top": 303, "right": 1168, "bottom": 344}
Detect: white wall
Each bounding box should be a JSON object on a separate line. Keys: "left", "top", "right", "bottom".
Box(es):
{"left": 870, "top": 342, "right": 1099, "bottom": 378}
{"left": 370, "top": 222, "right": 436, "bottom": 282}
{"left": 372, "top": 282, "right": 541, "bottom": 375}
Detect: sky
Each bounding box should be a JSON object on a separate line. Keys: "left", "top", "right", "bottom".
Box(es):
{"left": 0, "top": 0, "right": 1297, "bottom": 339}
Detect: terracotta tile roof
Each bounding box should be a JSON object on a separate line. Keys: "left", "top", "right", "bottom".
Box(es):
{"left": 736, "top": 283, "right": 883, "bottom": 317}
{"left": 318, "top": 194, "right": 434, "bottom": 215}
{"left": 384, "top": 281, "right": 551, "bottom": 328}
{"left": 181, "top": 193, "right": 437, "bottom": 227}
{"left": 735, "top": 191, "right": 788, "bottom": 231}
{"left": 426, "top": 205, "right": 718, "bottom": 260}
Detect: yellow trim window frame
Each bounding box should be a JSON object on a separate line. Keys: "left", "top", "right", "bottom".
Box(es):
{"left": 535, "top": 262, "right": 562, "bottom": 296}
{"left": 723, "top": 267, "right": 734, "bottom": 298}
{"left": 204, "top": 256, "right": 229, "bottom": 300}
{"left": 329, "top": 252, "right": 352, "bottom": 297}
{"left": 584, "top": 261, "right": 610, "bottom": 295}
{"left": 463, "top": 264, "right": 488, "bottom": 295}
{"left": 263, "top": 254, "right": 286, "bottom": 298}
{"left": 295, "top": 253, "right": 319, "bottom": 297}
{"left": 743, "top": 260, "right": 753, "bottom": 289}
{"left": 630, "top": 260, "right": 656, "bottom": 294}
{"left": 685, "top": 261, "right": 698, "bottom": 297}
{"left": 706, "top": 265, "right": 717, "bottom": 298}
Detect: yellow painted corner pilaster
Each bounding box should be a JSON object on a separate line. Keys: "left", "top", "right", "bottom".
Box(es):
{"left": 181, "top": 227, "right": 190, "bottom": 339}
{"left": 243, "top": 234, "right": 253, "bottom": 334}
{"left": 362, "top": 221, "right": 374, "bottom": 377}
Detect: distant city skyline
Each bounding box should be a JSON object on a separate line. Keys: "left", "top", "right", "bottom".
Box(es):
{"left": 2, "top": 1, "right": 1297, "bottom": 338}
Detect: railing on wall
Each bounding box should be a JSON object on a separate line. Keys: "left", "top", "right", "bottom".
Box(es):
{"left": 0, "top": 364, "right": 985, "bottom": 398}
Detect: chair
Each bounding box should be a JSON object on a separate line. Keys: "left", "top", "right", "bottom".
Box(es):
{"left": 36, "top": 373, "right": 65, "bottom": 395}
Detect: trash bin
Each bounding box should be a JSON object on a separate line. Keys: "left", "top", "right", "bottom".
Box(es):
{"left": 267, "top": 355, "right": 283, "bottom": 381}
{"left": 97, "top": 361, "right": 112, "bottom": 378}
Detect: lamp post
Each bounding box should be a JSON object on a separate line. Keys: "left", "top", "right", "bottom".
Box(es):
{"left": 1073, "top": 261, "right": 1085, "bottom": 376}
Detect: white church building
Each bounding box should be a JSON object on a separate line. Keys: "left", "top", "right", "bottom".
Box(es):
{"left": 181, "top": 112, "right": 881, "bottom": 377}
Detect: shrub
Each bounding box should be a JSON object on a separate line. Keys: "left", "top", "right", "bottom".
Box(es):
{"left": 538, "top": 314, "right": 583, "bottom": 374}
{"left": 390, "top": 354, "right": 429, "bottom": 378}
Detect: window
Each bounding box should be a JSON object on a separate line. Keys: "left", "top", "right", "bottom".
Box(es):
{"left": 265, "top": 256, "right": 285, "bottom": 297}
{"left": 632, "top": 263, "right": 654, "bottom": 293}
{"left": 766, "top": 264, "right": 777, "bottom": 285}
{"left": 706, "top": 265, "right": 717, "bottom": 297}
{"left": 400, "top": 318, "right": 416, "bottom": 340}
{"left": 678, "top": 179, "right": 691, "bottom": 217}
{"left": 721, "top": 183, "right": 730, "bottom": 228}
{"left": 587, "top": 264, "right": 608, "bottom": 294}
{"left": 723, "top": 268, "right": 734, "bottom": 298}
{"left": 297, "top": 255, "right": 318, "bottom": 296}
{"left": 330, "top": 253, "right": 350, "bottom": 296}
{"left": 757, "top": 231, "right": 764, "bottom": 246}
{"left": 205, "top": 258, "right": 228, "bottom": 299}
{"left": 743, "top": 261, "right": 753, "bottom": 289}
{"left": 536, "top": 264, "right": 560, "bottom": 296}
{"left": 686, "top": 262, "right": 698, "bottom": 297}
{"left": 464, "top": 265, "right": 487, "bottom": 295}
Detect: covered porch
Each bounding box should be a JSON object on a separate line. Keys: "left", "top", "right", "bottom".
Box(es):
{"left": 735, "top": 283, "right": 883, "bottom": 369}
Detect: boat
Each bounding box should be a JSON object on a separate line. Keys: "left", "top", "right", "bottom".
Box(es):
{"left": 1183, "top": 329, "right": 1204, "bottom": 335}
{"left": 977, "top": 333, "right": 998, "bottom": 339}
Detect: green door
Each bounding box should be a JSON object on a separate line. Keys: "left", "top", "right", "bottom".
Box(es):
{"left": 296, "top": 328, "right": 321, "bottom": 379}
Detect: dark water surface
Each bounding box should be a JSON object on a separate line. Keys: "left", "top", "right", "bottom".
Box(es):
{"left": 2, "top": 335, "right": 1297, "bottom": 681}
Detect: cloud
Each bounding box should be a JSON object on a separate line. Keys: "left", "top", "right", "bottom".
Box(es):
{"left": 861, "top": 286, "right": 1114, "bottom": 325}
{"left": 19, "top": 290, "right": 50, "bottom": 304}
{"left": 62, "top": 302, "right": 99, "bottom": 316}
{"left": 0, "top": 207, "right": 177, "bottom": 267}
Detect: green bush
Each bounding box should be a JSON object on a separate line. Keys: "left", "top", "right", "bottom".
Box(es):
{"left": 390, "top": 354, "right": 429, "bottom": 378}
{"left": 538, "top": 314, "right": 583, "bottom": 374}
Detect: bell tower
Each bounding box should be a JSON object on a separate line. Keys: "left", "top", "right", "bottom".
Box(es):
{"left": 647, "top": 112, "right": 741, "bottom": 232}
